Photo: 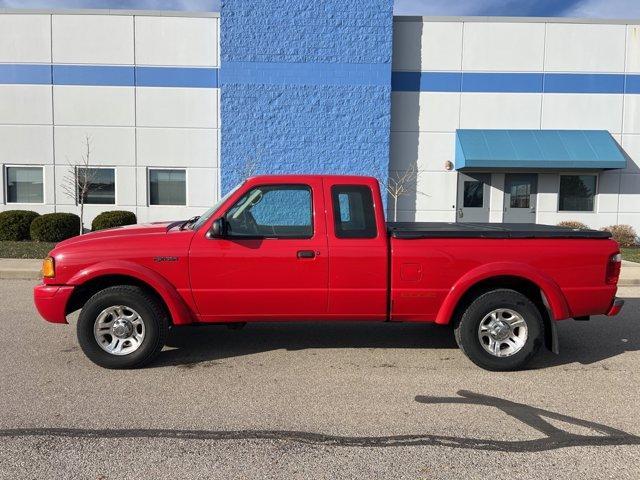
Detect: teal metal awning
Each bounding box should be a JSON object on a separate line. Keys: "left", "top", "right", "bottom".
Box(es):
{"left": 455, "top": 129, "right": 628, "bottom": 170}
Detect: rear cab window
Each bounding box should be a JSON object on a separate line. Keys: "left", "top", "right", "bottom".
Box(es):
{"left": 331, "top": 185, "right": 377, "bottom": 239}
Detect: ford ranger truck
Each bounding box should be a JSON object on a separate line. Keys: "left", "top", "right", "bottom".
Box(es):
{"left": 33, "top": 175, "right": 624, "bottom": 371}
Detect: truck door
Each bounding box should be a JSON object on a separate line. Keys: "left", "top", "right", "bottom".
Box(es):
{"left": 324, "top": 179, "right": 388, "bottom": 320}
{"left": 189, "top": 178, "right": 329, "bottom": 321}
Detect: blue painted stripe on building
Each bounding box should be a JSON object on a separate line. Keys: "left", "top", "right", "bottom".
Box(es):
{"left": 462, "top": 72, "right": 543, "bottom": 93}
{"left": 544, "top": 73, "right": 625, "bottom": 94}
{"left": 136, "top": 66, "right": 218, "bottom": 88}
{"left": 626, "top": 75, "right": 640, "bottom": 94}
{"left": 0, "top": 63, "right": 218, "bottom": 88}
{"left": 1, "top": 63, "right": 640, "bottom": 94}
{"left": 53, "top": 65, "right": 135, "bottom": 86}
{"left": 392, "top": 71, "right": 640, "bottom": 94}
{"left": 222, "top": 61, "right": 391, "bottom": 87}
{"left": 0, "top": 64, "right": 51, "bottom": 84}
{"left": 392, "top": 71, "right": 461, "bottom": 92}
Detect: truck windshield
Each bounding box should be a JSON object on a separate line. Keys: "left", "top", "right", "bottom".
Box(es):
{"left": 191, "top": 182, "right": 245, "bottom": 230}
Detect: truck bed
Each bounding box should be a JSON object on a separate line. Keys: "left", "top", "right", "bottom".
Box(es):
{"left": 387, "top": 222, "right": 612, "bottom": 239}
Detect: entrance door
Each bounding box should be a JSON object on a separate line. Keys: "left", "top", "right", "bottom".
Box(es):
{"left": 504, "top": 174, "right": 537, "bottom": 223}
{"left": 457, "top": 173, "right": 490, "bottom": 223}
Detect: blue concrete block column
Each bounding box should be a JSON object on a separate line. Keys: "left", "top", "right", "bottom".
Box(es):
{"left": 220, "top": 0, "right": 394, "bottom": 194}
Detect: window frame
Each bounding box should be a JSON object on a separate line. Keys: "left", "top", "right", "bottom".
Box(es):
{"left": 4, "top": 165, "right": 45, "bottom": 205}
{"left": 557, "top": 173, "right": 599, "bottom": 213}
{"left": 75, "top": 166, "right": 117, "bottom": 206}
{"left": 222, "top": 183, "right": 314, "bottom": 240}
{"left": 147, "top": 167, "right": 188, "bottom": 207}
{"left": 330, "top": 184, "right": 378, "bottom": 239}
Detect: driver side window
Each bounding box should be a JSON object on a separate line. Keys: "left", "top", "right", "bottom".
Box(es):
{"left": 224, "top": 184, "right": 313, "bottom": 238}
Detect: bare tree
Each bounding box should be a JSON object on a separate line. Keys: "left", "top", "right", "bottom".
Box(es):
{"left": 382, "top": 164, "right": 423, "bottom": 222}
{"left": 61, "top": 135, "right": 97, "bottom": 235}
{"left": 241, "top": 142, "right": 264, "bottom": 179}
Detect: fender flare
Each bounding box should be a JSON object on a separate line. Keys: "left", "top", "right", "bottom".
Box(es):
{"left": 434, "top": 262, "right": 571, "bottom": 325}
{"left": 67, "top": 260, "right": 196, "bottom": 325}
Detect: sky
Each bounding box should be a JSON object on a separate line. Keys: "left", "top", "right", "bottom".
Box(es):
{"left": 0, "top": 0, "right": 640, "bottom": 18}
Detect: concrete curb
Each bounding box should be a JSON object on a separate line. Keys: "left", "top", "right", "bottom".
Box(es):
{"left": 0, "top": 259, "right": 42, "bottom": 280}
{"left": 620, "top": 261, "right": 640, "bottom": 287}
{"left": 1, "top": 259, "right": 639, "bottom": 285}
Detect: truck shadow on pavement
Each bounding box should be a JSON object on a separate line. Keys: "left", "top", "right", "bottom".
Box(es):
{"left": 154, "top": 297, "right": 639, "bottom": 369}
{"left": 1, "top": 391, "right": 638, "bottom": 452}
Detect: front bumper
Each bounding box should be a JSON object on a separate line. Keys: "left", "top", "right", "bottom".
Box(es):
{"left": 33, "top": 284, "right": 74, "bottom": 324}
{"left": 606, "top": 298, "right": 624, "bottom": 317}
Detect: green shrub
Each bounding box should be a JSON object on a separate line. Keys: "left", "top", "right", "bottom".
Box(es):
{"left": 557, "top": 221, "right": 589, "bottom": 230}
{"left": 601, "top": 224, "right": 638, "bottom": 247}
{"left": 0, "top": 210, "right": 40, "bottom": 241}
{"left": 91, "top": 210, "right": 137, "bottom": 231}
{"left": 30, "top": 213, "right": 80, "bottom": 242}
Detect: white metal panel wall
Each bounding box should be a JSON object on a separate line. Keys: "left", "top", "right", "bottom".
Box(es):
{"left": 390, "top": 18, "right": 640, "bottom": 231}
{"left": 390, "top": 20, "right": 461, "bottom": 221}
{"left": 53, "top": 86, "right": 136, "bottom": 126}
{"left": 52, "top": 14, "right": 134, "bottom": 64}
{"left": 0, "top": 126, "right": 53, "bottom": 165}
{"left": 54, "top": 127, "right": 136, "bottom": 166}
{"left": 135, "top": 16, "right": 218, "bottom": 66}
{"left": 135, "top": 88, "right": 218, "bottom": 128}
{"left": 392, "top": 21, "right": 462, "bottom": 71}
{"left": 0, "top": 11, "right": 220, "bottom": 226}
{"left": 462, "top": 22, "right": 545, "bottom": 72}
{"left": 133, "top": 14, "right": 220, "bottom": 223}
{"left": 0, "top": 14, "right": 51, "bottom": 62}
{"left": 0, "top": 85, "right": 52, "bottom": 125}
{"left": 544, "top": 23, "right": 626, "bottom": 73}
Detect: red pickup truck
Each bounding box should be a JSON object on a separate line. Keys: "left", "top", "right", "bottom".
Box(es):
{"left": 34, "top": 175, "right": 623, "bottom": 371}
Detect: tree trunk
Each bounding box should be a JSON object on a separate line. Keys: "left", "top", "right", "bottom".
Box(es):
{"left": 79, "top": 201, "right": 84, "bottom": 235}
{"left": 393, "top": 197, "right": 398, "bottom": 222}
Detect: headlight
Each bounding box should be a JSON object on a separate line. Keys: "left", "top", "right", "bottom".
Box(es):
{"left": 42, "top": 257, "right": 55, "bottom": 278}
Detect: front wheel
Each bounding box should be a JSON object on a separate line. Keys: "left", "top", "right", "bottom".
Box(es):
{"left": 454, "top": 289, "right": 544, "bottom": 371}
{"left": 77, "top": 285, "right": 168, "bottom": 369}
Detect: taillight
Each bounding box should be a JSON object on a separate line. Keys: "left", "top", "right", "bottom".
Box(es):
{"left": 606, "top": 253, "right": 622, "bottom": 285}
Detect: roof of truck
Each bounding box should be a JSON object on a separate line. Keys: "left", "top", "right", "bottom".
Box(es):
{"left": 246, "top": 174, "right": 380, "bottom": 182}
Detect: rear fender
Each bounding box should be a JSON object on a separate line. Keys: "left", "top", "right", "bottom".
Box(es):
{"left": 434, "top": 262, "right": 570, "bottom": 325}
{"left": 67, "top": 260, "right": 196, "bottom": 325}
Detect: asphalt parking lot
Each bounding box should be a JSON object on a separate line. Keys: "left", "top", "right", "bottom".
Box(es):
{"left": 0, "top": 279, "right": 639, "bottom": 479}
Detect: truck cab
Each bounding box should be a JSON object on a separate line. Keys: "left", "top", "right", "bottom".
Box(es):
{"left": 34, "top": 175, "right": 623, "bottom": 371}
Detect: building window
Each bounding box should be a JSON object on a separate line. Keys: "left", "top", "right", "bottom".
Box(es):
{"left": 149, "top": 169, "right": 186, "bottom": 206}
{"left": 331, "top": 185, "right": 377, "bottom": 238}
{"left": 77, "top": 168, "right": 115, "bottom": 205}
{"left": 559, "top": 175, "right": 597, "bottom": 212}
{"left": 463, "top": 180, "right": 484, "bottom": 208}
{"left": 6, "top": 166, "right": 44, "bottom": 204}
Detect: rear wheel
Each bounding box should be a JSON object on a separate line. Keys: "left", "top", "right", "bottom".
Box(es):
{"left": 454, "top": 289, "right": 544, "bottom": 371}
{"left": 77, "top": 285, "right": 168, "bottom": 369}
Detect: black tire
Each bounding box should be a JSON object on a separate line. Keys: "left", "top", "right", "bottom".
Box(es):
{"left": 77, "top": 285, "right": 168, "bottom": 369}
{"left": 454, "top": 289, "right": 544, "bottom": 371}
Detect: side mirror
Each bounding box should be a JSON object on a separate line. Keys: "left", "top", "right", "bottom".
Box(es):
{"left": 207, "top": 218, "right": 227, "bottom": 238}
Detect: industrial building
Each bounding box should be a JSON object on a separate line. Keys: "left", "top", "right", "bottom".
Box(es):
{"left": 0, "top": 3, "right": 638, "bottom": 231}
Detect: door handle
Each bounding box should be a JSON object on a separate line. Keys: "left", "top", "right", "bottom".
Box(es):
{"left": 297, "top": 250, "right": 316, "bottom": 259}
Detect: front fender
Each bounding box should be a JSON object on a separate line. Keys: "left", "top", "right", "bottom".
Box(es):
{"left": 434, "top": 262, "right": 571, "bottom": 325}
{"left": 67, "top": 260, "right": 196, "bottom": 325}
